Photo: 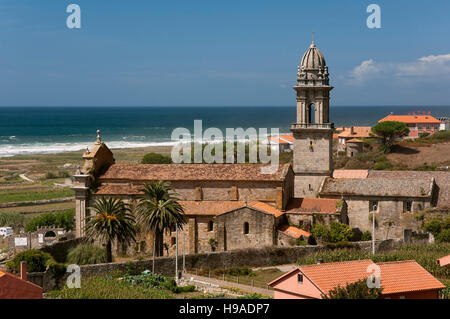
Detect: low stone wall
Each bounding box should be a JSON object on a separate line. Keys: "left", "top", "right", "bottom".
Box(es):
{"left": 0, "top": 197, "right": 74, "bottom": 209}
{"left": 29, "top": 239, "right": 401, "bottom": 292}
{"left": 40, "top": 237, "right": 84, "bottom": 263}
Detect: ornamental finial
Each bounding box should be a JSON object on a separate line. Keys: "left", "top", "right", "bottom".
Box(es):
{"left": 96, "top": 129, "right": 101, "bottom": 143}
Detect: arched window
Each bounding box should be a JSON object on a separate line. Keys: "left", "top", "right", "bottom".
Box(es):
{"left": 243, "top": 222, "right": 249, "bottom": 234}
{"left": 308, "top": 104, "right": 316, "bottom": 124}
{"left": 208, "top": 221, "right": 214, "bottom": 232}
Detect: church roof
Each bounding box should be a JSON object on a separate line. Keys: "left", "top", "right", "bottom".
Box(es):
{"left": 285, "top": 198, "right": 340, "bottom": 214}
{"left": 319, "top": 177, "right": 435, "bottom": 198}
{"left": 98, "top": 163, "right": 291, "bottom": 182}
{"left": 368, "top": 170, "right": 450, "bottom": 207}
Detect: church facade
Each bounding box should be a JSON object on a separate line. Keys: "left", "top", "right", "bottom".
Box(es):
{"left": 72, "top": 39, "right": 449, "bottom": 257}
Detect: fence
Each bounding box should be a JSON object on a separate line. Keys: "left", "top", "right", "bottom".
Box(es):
{"left": 188, "top": 268, "right": 274, "bottom": 291}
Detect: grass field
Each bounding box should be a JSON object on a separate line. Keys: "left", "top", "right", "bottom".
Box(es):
{"left": 0, "top": 187, "right": 73, "bottom": 203}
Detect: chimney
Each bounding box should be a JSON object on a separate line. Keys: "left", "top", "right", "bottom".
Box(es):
{"left": 350, "top": 126, "right": 354, "bottom": 135}
{"left": 317, "top": 259, "right": 323, "bottom": 264}
{"left": 342, "top": 126, "right": 346, "bottom": 131}
{"left": 20, "top": 262, "right": 27, "bottom": 281}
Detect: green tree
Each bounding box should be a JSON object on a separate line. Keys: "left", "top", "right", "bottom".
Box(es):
{"left": 311, "top": 224, "right": 331, "bottom": 243}
{"left": 135, "top": 181, "right": 186, "bottom": 272}
{"left": 85, "top": 197, "right": 136, "bottom": 262}
{"left": 371, "top": 121, "right": 410, "bottom": 153}
{"left": 24, "top": 210, "right": 75, "bottom": 233}
{"left": 141, "top": 153, "right": 172, "bottom": 164}
{"left": 323, "top": 278, "right": 383, "bottom": 299}
{"left": 329, "top": 222, "right": 353, "bottom": 243}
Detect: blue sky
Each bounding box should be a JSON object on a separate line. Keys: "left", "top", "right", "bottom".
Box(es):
{"left": 0, "top": 0, "right": 449, "bottom": 107}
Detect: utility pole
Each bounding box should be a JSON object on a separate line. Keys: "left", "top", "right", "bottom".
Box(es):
{"left": 372, "top": 203, "right": 377, "bottom": 255}
{"left": 175, "top": 224, "right": 178, "bottom": 282}
{"left": 183, "top": 229, "right": 186, "bottom": 274}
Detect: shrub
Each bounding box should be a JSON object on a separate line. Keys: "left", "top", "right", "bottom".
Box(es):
{"left": 66, "top": 244, "right": 107, "bottom": 265}
{"left": 361, "top": 231, "right": 372, "bottom": 241}
{"left": 24, "top": 209, "right": 75, "bottom": 232}
{"left": 311, "top": 224, "right": 330, "bottom": 243}
{"left": 6, "top": 249, "right": 53, "bottom": 273}
{"left": 329, "top": 223, "right": 353, "bottom": 243}
{"left": 45, "top": 172, "right": 57, "bottom": 179}
{"left": 323, "top": 278, "right": 383, "bottom": 299}
{"left": 0, "top": 211, "right": 27, "bottom": 228}
{"left": 374, "top": 161, "right": 391, "bottom": 170}
{"left": 58, "top": 170, "right": 70, "bottom": 178}
{"left": 141, "top": 153, "right": 172, "bottom": 164}
{"left": 423, "top": 219, "right": 442, "bottom": 237}
{"left": 436, "top": 229, "right": 450, "bottom": 243}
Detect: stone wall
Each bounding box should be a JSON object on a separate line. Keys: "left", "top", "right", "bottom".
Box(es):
{"left": 341, "top": 196, "right": 429, "bottom": 240}
{"left": 28, "top": 239, "right": 401, "bottom": 292}
{"left": 215, "top": 207, "right": 276, "bottom": 251}
{"left": 292, "top": 128, "right": 333, "bottom": 198}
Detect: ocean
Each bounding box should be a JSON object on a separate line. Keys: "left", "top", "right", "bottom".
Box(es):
{"left": 0, "top": 106, "right": 449, "bottom": 158}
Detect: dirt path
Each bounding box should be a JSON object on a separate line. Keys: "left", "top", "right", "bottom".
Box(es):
{"left": 19, "top": 174, "right": 34, "bottom": 182}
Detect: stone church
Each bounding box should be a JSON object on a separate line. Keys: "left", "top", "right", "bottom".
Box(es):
{"left": 72, "top": 39, "right": 449, "bottom": 256}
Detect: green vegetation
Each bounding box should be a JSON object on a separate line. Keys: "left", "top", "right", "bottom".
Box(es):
{"left": 66, "top": 243, "right": 107, "bottom": 265}
{"left": 85, "top": 197, "right": 137, "bottom": 262}
{"left": 0, "top": 188, "right": 73, "bottom": 203}
{"left": 361, "top": 231, "right": 372, "bottom": 241}
{"left": 141, "top": 153, "right": 172, "bottom": 164}
{"left": 421, "top": 213, "right": 450, "bottom": 243}
{"left": 49, "top": 275, "right": 175, "bottom": 299}
{"left": 135, "top": 181, "right": 186, "bottom": 270}
{"left": 323, "top": 278, "right": 383, "bottom": 299}
{"left": 0, "top": 211, "right": 28, "bottom": 228}
{"left": 311, "top": 222, "right": 353, "bottom": 244}
{"left": 24, "top": 209, "right": 75, "bottom": 232}
{"left": 7, "top": 249, "right": 55, "bottom": 273}
{"left": 371, "top": 121, "right": 410, "bottom": 153}
{"left": 297, "top": 243, "right": 450, "bottom": 281}
{"left": 44, "top": 170, "right": 70, "bottom": 179}
{"left": 122, "top": 272, "right": 195, "bottom": 293}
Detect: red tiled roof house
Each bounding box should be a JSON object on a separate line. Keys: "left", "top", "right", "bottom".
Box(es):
{"left": 268, "top": 259, "right": 445, "bottom": 299}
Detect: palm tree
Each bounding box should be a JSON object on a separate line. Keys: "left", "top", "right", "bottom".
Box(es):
{"left": 135, "top": 181, "right": 186, "bottom": 273}
{"left": 85, "top": 197, "right": 136, "bottom": 262}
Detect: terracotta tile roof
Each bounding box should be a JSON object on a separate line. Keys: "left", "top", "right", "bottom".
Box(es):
{"left": 285, "top": 198, "right": 340, "bottom": 214}
{"left": 179, "top": 201, "right": 246, "bottom": 216}
{"left": 379, "top": 114, "right": 441, "bottom": 124}
{"left": 377, "top": 260, "right": 445, "bottom": 295}
{"left": 278, "top": 225, "right": 310, "bottom": 239}
{"left": 299, "top": 260, "right": 375, "bottom": 295}
{"left": 437, "top": 255, "right": 450, "bottom": 267}
{"left": 96, "top": 184, "right": 143, "bottom": 195}
{"left": 338, "top": 126, "right": 372, "bottom": 138}
{"left": 269, "top": 260, "right": 445, "bottom": 296}
{"left": 319, "top": 177, "right": 434, "bottom": 198}
{"left": 347, "top": 138, "right": 363, "bottom": 143}
{"left": 333, "top": 170, "right": 368, "bottom": 179}
{"left": 368, "top": 171, "right": 450, "bottom": 208}
{"left": 268, "top": 136, "right": 291, "bottom": 144}
{"left": 98, "top": 163, "right": 291, "bottom": 182}
{"left": 280, "top": 135, "right": 294, "bottom": 143}
{"left": 247, "top": 201, "right": 285, "bottom": 217}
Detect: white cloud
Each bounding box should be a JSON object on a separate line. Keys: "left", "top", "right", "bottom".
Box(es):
{"left": 345, "top": 54, "right": 450, "bottom": 85}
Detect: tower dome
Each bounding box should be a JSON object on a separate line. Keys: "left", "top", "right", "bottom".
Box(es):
{"left": 297, "top": 40, "right": 330, "bottom": 86}
{"left": 300, "top": 42, "right": 326, "bottom": 70}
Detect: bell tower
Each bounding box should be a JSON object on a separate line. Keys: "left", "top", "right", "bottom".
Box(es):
{"left": 291, "top": 38, "right": 334, "bottom": 197}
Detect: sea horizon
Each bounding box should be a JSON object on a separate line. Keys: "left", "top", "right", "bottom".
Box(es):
{"left": 0, "top": 105, "right": 449, "bottom": 158}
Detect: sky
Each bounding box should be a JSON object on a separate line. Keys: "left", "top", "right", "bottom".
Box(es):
{"left": 0, "top": 0, "right": 449, "bottom": 107}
